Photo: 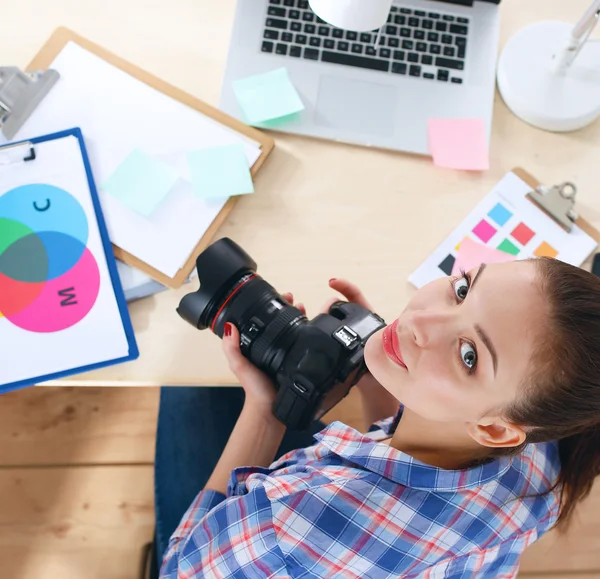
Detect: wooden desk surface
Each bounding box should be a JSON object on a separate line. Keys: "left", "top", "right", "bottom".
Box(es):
{"left": 4, "top": 0, "right": 599, "bottom": 386}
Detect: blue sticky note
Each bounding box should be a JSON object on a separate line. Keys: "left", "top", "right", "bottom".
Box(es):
{"left": 232, "top": 67, "right": 304, "bottom": 124}
{"left": 103, "top": 149, "right": 178, "bottom": 216}
{"left": 488, "top": 202, "right": 513, "bottom": 226}
{"left": 187, "top": 144, "right": 254, "bottom": 200}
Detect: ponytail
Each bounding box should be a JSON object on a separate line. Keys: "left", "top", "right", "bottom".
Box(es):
{"left": 555, "top": 424, "right": 600, "bottom": 530}
{"left": 498, "top": 258, "right": 600, "bottom": 532}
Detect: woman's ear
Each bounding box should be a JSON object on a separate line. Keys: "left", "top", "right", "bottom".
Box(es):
{"left": 467, "top": 420, "right": 527, "bottom": 449}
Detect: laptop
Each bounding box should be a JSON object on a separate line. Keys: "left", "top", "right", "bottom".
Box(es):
{"left": 219, "top": 0, "right": 501, "bottom": 156}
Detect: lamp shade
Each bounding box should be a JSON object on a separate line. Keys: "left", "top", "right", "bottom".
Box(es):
{"left": 308, "top": 0, "right": 393, "bottom": 31}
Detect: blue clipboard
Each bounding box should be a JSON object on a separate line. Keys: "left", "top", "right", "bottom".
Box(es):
{"left": 0, "top": 128, "right": 138, "bottom": 393}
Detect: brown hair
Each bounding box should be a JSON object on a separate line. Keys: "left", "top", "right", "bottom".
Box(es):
{"left": 499, "top": 257, "right": 600, "bottom": 530}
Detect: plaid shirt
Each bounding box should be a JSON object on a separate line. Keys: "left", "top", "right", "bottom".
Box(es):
{"left": 161, "top": 409, "right": 561, "bottom": 579}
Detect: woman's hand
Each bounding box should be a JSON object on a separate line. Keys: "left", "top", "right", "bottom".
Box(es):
{"left": 221, "top": 292, "right": 304, "bottom": 418}
{"left": 320, "top": 278, "right": 374, "bottom": 314}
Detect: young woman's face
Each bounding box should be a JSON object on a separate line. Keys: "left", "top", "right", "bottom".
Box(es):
{"left": 364, "top": 261, "right": 546, "bottom": 423}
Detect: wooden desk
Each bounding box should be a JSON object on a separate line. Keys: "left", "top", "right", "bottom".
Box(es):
{"left": 3, "top": 0, "right": 599, "bottom": 386}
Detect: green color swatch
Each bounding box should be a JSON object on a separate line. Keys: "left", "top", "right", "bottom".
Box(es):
{"left": 497, "top": 238, "right": 520, "bottom": 256}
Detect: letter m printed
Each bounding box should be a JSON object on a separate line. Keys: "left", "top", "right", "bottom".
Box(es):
{"left": 58, "top": 287, "right": 78, "bottom": 306}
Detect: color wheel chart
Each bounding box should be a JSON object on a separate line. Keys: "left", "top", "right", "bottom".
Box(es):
{"left": 409, "top": 172, "right": 597, "bottom": 288}
{"left": 0, "top": 183, "right": 100, "bottom": 333}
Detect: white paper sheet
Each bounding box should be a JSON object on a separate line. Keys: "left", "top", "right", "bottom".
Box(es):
{"left": 0, "top": 135, "right": 131, "bottom": 386}
{"left": 2, "top": 42, "right": 262, "bottom": 278}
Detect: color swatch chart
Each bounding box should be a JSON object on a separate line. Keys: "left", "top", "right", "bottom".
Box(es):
{"left": 409, "top": 172, "right": 598, "bottom": 288}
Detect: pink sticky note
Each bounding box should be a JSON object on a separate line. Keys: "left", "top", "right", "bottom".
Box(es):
{"left": 428, "top": 118, "right": 489, "bottom": 171}
{"left": 451, "top": 237, "right": 515, "bottom": 276}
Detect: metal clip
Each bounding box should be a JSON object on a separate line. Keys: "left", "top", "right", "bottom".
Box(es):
{"left": 526, "top": 182, "right": 578, "bottom": 232}
{"left": 0, "top": 67, "right": 59, "bottom": 140}
{"left": 0, "top": 141, "right": 36, "bottom": 165}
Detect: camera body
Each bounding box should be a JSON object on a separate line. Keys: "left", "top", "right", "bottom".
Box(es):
{"left": 177, "top": 238, "right": 385, "bottom": 429}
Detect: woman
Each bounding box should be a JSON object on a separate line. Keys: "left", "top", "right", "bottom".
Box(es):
{"left": 153, "top": 257, "right": 600, "bottom": 578}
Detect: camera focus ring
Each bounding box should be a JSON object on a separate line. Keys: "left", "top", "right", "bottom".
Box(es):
{"left": 251, "top": 308, "right": 303, "bottom": 365}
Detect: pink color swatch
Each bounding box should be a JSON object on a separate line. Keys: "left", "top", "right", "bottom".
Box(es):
{"left": 472, "top": 219, "right": 496, "bottom": 243}
{"left": 451, "top": 237, "right": 516, "bottom": 276}
{"left": 428, "top": 118, "right": 489, "bottom": 171}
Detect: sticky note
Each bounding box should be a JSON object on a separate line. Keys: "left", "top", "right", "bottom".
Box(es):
{"left": 187, "top": 144, "right": 254, "bottom": 199}
{"left": 103, "top": 149, "right": 178, "bottom": 216}
{"left": 232, "top": 68, "right": 304, "bottom": 124}
{"left": 451, "top": 237, "right": 515, "bottom": 276}
{"left": 428, "top": 118, "right": 489, "bottom": 171}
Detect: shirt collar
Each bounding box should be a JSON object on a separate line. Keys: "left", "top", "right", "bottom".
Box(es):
{"left": 313, "top": 421, "right": 513, "bottom": 492}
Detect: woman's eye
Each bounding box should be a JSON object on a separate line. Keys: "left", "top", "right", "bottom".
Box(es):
{"left": 461, "top": 341, "right": 477, "bottom": 371}
{"left": 453, "top": 276, "right": 470, "bottom": 301}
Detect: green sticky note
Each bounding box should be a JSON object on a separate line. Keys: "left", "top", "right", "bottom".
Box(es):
{"left": 232, "top": 67, "right": 304, "bottom": 124}
{"left": 103, "top": 149, "right": 178, "bottom": 216}
{"left": 187, "top": 144, "right": 254, "bottom": 200}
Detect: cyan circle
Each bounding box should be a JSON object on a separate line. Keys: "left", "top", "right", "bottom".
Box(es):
{"left": 0, "top": 184, "right": 88, "bottom": 245}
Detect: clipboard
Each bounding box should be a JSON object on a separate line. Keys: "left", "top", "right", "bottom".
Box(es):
{"left": 513, "top": 167, "right": 600, "bottom": 243}
{"left": 0, "top": 128, "right": 138, "bottom": 393}
{"left": 25, "top": 27, "right": 275, "bottom": 289}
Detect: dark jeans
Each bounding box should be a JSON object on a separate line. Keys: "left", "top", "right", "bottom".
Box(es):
{"left": 152, "top": 386, "right": 326, "bottom": 575}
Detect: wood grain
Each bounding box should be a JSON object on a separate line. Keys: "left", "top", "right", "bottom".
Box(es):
{"left": 519, "top": 575, "right": 599, "bottom": 578}
{"left": 520, "top": 482, "right": 600, "bottom": 573}
{"left": 0, "top": 387, "right": 159, "bottom": 466}
{"left": 0, "top": 466, "right": 154, "bottom": 579}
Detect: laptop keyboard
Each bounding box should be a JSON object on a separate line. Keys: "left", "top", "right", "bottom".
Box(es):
{"left": 262, "top": 0, "right": 469, "bottom": 83}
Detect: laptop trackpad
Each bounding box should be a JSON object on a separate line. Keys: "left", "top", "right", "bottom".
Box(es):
{"left": 314, "top": 75, "right": 397, "bottom": 137}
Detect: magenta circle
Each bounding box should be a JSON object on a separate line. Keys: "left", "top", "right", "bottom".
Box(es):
{"left": 6, "top": 247, "right": 100, "bottom": 333}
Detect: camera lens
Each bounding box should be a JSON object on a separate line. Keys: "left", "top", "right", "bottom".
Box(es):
{"left": 177, "top": 238, "right": 257, "bottom": 331}
{"left": 177, "top": 238, "right": 305, "bottom": 375}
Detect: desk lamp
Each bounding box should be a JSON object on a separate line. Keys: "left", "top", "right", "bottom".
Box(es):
{"left": 497, "top": 0, "right": 600, "bottom": 132}
{"left": 308, "top": 0, "right": 392, "bottom": 32}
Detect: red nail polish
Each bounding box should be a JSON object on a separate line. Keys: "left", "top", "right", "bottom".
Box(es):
{"left": 224, "top": 323, "right": 232, "bottom": 337}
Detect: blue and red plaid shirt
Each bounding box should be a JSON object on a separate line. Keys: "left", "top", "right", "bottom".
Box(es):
{"left": 160, "top": 409, "right": 561, "bottom": 579}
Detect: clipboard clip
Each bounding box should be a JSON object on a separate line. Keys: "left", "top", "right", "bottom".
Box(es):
{"left": 0, "top": 141, "right": 36, "bottom": 165}
{"left": 0, "top": 67, "right": 59, "bottom": 140}
{"left": 526, "top": 181, "right": 578, "bottom": 232}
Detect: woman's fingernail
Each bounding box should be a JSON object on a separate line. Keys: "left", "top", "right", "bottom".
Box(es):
{"left": 224, "top": 323, "right": 232, "bottom": 337}
{"left": 329, "top": 278, "right": 337, "bottom": 283}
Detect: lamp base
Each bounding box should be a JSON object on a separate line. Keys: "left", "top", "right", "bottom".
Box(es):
{"left": 497, "top": 21, "right": 600, "bottom": 132}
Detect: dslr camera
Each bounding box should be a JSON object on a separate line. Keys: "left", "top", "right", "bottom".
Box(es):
{"left": 177, "top": 238, "right": 385, "bottom": 430}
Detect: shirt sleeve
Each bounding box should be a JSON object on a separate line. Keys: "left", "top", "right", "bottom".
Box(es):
{"left": 159, "top": 484, "right": 291, "bottom": 579}
{"left": 160, "top": 489, "right": 226, "bottom": 568}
